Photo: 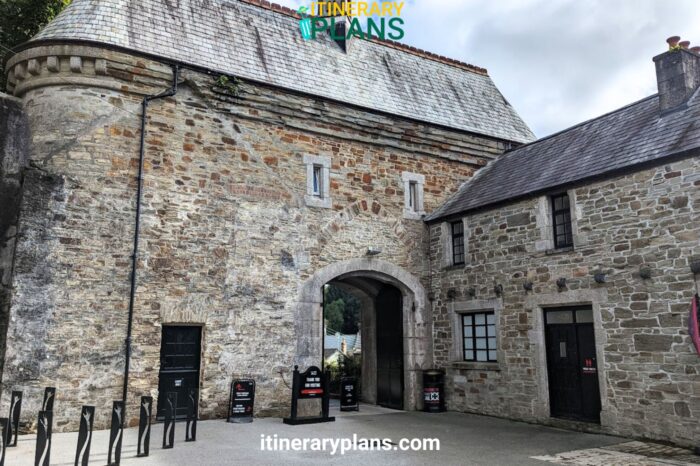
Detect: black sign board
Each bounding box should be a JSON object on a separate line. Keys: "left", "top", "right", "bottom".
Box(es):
{"left": 162, "top": 392, "right": 177, "bottom": 450}
{"left": 107, "top": 401, "right": 124, "bottom": 466}
{"left": 298, "top": 366, "right": 324, "bottom": 399}
{"left": 283, "top": 365, "right": 335, "bottom": 425}
{"left": 74, "top": 406, "right": 94, "bottom": 466}
{"left": 35, "top": 410, "right": 52, "bottom": 466}
{"left": 137, "top": 396, "right": 153, "bottom": 457}
{"left": 42, "top": 388, "right": 56, "bottom": 413}
{"left": 6, "top": 391, "right": 21, "bottom": 447}
{"left": 0, "top": 418, "right": 7, "bottom": 466}
{"left": 228, "top": 379, "right": 255, "bottom": 423}
{"left": 185, "top": 389, "right": 197, "bottom": 442}
{"left": 340, "top": 377, "right": 359, "bottom": 412}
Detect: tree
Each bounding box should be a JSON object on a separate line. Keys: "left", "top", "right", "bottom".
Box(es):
{"left": 324, "top": 298, "right": 345, "bottom": 334}
{"left": 324, "top": 284, "right": 361, "bottom": 334}
{"left": 0, "top": 0, "right": 71, "bottom": 91}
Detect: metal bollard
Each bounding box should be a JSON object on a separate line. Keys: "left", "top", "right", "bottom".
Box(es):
{"left": 137, "top": 396, "right": 153, "bottom": 457}
{"left": 107, "top": 401, "right": 124, "bottom": 466}
{"left": 162, "top": 392, "right": 177, "bottom": 449}
{"left": 74, "top": 406, "right": 94, "bottom": 466}
{"left": 34, "top": 411, "right": 52, "bottom": 466}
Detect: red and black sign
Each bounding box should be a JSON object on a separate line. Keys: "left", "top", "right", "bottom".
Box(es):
{"left": 283, "top": 365, "right": 335, "bottom": 425}
{"left": 299, "top": 367, "right": 324, "bottom": 399}
{"left": 228, "top": 379, "right": 255, "bottom": 423}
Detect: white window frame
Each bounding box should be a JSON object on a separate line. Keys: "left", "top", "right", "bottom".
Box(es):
{"left": 402, "top": 171, "right": 425, "bottom": 219}
{"left": 304, "top": 154, "right": 332, "bottom": 209}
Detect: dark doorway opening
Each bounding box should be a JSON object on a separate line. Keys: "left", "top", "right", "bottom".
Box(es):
{"left": 544, "top": 307, "right": 601, "bottom": 423}
{"left": 157, "top": 325, "right": 201, "bottom": 419}
{"left": 322, "top": 277, "right": 405, "bottom": 410}
{"left": 376, "top": 286, "right": 403, "bottom": 410}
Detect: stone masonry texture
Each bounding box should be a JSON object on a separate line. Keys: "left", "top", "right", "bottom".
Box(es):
{"left": 0, "top": 93, "right": 29, "bottom": 389}
{"left": 0, "top": 44, "right": 509, "bottom": 432}
{"left": 429, "top": 154, "right": 700, "bottom": 448}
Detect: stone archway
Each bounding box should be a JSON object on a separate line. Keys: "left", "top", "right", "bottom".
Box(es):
{"left": 295, "top": 258, "right": 431, "bottom": 411}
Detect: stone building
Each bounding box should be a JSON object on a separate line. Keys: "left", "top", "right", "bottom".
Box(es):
{"left": 426, "top": 46, "right": 700, "bottom": 447}
{"left": 0, "top": 0, "right": 698, "bottom": 451}
{"left": 0, "top": 0, "right": 533, "bottom": 431}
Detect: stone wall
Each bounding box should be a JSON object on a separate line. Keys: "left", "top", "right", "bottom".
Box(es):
{"left": 0, "top": 44, "right": 511, "bottom": 431}
{"left": 429, "top": 155, "right": 700, "bottom": 447}
{"left": 0, "top": 93, "right": 29, "bottom": 392}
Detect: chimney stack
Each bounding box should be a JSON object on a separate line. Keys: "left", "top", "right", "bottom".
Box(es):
{"left": 653, "top": 36, "right": 700, "bottom": 112}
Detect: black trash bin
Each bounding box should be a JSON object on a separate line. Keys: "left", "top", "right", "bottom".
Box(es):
{"left": 422, "top": 369, "right": 445, "bottom": 413}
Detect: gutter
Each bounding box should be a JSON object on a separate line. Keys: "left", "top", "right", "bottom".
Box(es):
{"left": 122, "top": 65, "right": 180, "bottom": 415}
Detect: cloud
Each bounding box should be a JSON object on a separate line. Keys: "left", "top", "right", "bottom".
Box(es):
{"left": 274, "top": 0, "right": 700, "bottom": 136}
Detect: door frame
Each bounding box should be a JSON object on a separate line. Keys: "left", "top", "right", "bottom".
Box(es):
{"left": 525, "top": 290, "right": 609, "bottom": 424}
{"left": 156, "top": 324, "right": 204, "bottom": 420}
{"left": 543, "top": 306, "right": 601, "bottom": 422}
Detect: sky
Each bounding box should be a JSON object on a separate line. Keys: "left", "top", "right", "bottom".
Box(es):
{"left": 274, "top": 0, "right": 700, "bottom": 137}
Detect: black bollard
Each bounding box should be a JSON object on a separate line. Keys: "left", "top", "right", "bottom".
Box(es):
{"left": 41, "top": 388, "right": 56, "bottom": 413}
{"left": 34, "top": 411, "right": 52, "bottom": 466}
{"left": 107, "top": 401, "right": 124, "bottom": 466}
{"left": 6, "top": 391, "right": 21, "bottom": 447}
{"left": 185, "top": 389, "right": 197, "bottom": 442}
{"left": 137, "top": 396, "right": 153, "bottom": 457}
{"left": 0, "top": 418, "right": 7, "bottom": 466}
{"left": 162, "top": 392, "right": 176, "bottom": 449}
{"left": 74, "top": 406, "right": 94, "bottom": 466}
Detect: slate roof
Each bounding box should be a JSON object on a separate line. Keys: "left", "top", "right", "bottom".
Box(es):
{"left": 28, "top": 0, "right": 535, "bottom": 144}
{"left": 426, "top": 91, "right": 700, "bottom": 222}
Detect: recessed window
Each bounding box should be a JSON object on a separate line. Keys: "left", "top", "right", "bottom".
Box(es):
{"left": 408, "top": 181, "right": 418, "bottom": 211}
{"left": 462, "top": 312, "right": 497, "bottom": 362}
{"left": 304, "top": 154, "right": 331, "bottom": 208}
{"left": 312, "top": 165, "right": 323, "bottom": 197}
{"left": 551, "top": 193, "right": 573, "bottom": 248}
{"left": 451, "top": 221, "right": 465, "bottom": 265}
{"left": 401, "top": 172, "right": 425, "bottom": 219}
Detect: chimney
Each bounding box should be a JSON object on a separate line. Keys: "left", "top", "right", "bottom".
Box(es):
{"left": 319, "top": 0, "right": 352, "bottom": 52}
{"left": 653, "top": 36, "right": 700, "bottom": 112}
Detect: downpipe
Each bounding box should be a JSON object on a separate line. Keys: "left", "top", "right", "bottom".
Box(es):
{"left": 122, "top": 65, "right": 180, "bottom": 418}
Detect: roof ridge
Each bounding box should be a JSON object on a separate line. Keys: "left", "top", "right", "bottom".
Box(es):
{"left": 237, "top": 0, "right": 488, "bottom": 75}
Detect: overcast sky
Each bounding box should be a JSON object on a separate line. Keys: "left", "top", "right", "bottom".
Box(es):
{"left": 275, "top": 0, "right": 700, "bottom": 137}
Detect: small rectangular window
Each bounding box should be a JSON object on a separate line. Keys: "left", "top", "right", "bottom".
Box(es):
{"left": 312, "top": 165, "right": 323, "bottom": 197}
{"left": 408, "top": 181, "right": 418, "bottom": 211}
{"left": 551, "top": 193, "right": 573, "bottom": 248}
{"left": 462, "top": 311, "right": 497, "bottom": 362}
{"left": 451, "top": 221, "right": 465, "bottom": 265}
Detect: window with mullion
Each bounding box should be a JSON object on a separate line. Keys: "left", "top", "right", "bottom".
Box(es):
{"left": 462, "top": 312, "right": 497, "bottom": 362}
{"left": 451, "top": 221, "right": 465, "bottom": 265}
{"left": 551, "top": 193, "right": 573, "bottom": 248}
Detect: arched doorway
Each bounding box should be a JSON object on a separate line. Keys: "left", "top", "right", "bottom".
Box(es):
{"left": 296, "top": 259, "right": 430, "bottom": 411}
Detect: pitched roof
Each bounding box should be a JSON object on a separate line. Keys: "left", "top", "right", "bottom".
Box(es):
{"left": 29, "top": 0, "right": 535, "bottom": 144}
{"left": 426, "top": 91, "right": 700, "bottom": 221}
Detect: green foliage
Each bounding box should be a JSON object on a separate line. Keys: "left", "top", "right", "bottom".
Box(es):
{"left": 324, "top": 298, "right": 345, "bottom": 333}
{"left": 324, "top": 285, "right": 361, "bottom": 334}
{"left": 215, "top": 75, "right": 242, "bottom": 96}
{"left": 0, "top": 0, "right": 71, "bottom": 90}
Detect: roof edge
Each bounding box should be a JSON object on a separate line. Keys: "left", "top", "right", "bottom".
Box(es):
{"left": 7, "top": 38, "right": 528, "bottom": 145}
{"left": 424, "top": 145, "right": 700, "bottom": 224}
{"left": 238, "top": 0, "right": 488, "bottom": 75}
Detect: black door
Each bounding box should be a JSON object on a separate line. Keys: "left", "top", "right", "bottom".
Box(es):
{"left": 157, "top": 326, "right": 202, "bottom": 419}
{"left": 545, "top": 307, "right": 601, "bottom": 423}
{"left": 376, "top": 286, "right": 403, "bottom": 410}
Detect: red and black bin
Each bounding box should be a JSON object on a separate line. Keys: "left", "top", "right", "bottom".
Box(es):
{"left": 422, "top": 369, "right": 446, "bottom": 413}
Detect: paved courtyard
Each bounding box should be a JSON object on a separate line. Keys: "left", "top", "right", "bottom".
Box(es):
{"left": 5, "top": 405, "right": 699, "bottom": 465}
